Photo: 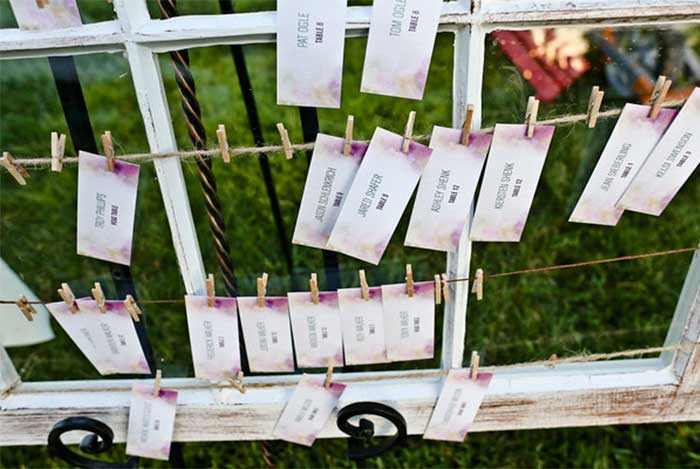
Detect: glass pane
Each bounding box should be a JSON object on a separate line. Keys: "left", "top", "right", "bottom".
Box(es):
{"left": 471, "top": 24, "right": 700, "bottom": 366}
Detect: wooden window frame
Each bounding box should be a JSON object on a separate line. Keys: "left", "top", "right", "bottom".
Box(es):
{"left": 1, "top": 0, "right": 700, "bottom": 446}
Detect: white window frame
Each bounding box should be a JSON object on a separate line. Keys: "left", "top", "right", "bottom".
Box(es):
{"left": 1, "top": 0, "right": 700, "bottom": 446}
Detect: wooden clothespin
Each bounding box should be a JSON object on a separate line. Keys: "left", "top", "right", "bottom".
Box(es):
{"left": 402, "top": 111, "right": 416, "bottom": 154}
{"left": 648, "top": 75, "right": 672, "bottom": 120}
{"left": 586, "top": 86, "right": 605, "bottom": 128}
{"left": 276, "top": 123, "right": 294, "bottom": 160}
{"left": 257, "top": 272, "right": 268, "bottom": 307}
{"left": 91, "top": 282, "right": 107, "bottom": 313}
{"left": 101, "top": 131, "right": 115, "bottom": 171}
{"left": 0, "top": 152, "right": 29, "bottom": 185}
{"left": 153, "top": 369, "right": 162, "bottom": 398}
{"left": 206, "top": 273, "right": 215, "bottom": 307}
{"left": 461, "top": 104, "right": 474, "bottom": 146}
{"left": 471, "top": 268, "right": 484, "bottom": 301}
{"left": 16, "top": 295, "right": 36, "bottom": 322}
{"left": 230, "top": 371, "right": 246, "bottom": 393}
{"left": 309, "top": 273, "right": 320, "bottom": 305}
{"left": 525, "top": 96, "right": 540, "bottom": 138}
{"left": 324, "top": 365, "right": 334, "bottom": 390}
{"left": 216, "top": 124, "right": 231, "bottom": 163}
{"left": 124, "top": 295, "right": 142, "bottom": 322}
{"left": 343, "top": 115, "right": 354, "bottom": 156}
{"left": 441, "top": 273, "right": 450, "bottom": 304}
{"left": 405, "top": 264, "right": 414, "bottom": 298}
{"left": 469, "top": 350, "right": 480, "bottom": 380}
{"left": 58, "top": 282, "right": 78, "bottom": 313}
{"left": 359, "top": 270, "right": 370, "bottom": 301}
{"left": 434, "top": 274, "right": 442, "bottom": 305}
{"left": 51, "top": 132, "right": 67, "bottom": 172}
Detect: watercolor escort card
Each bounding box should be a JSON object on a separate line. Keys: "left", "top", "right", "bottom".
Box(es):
{"left": 238, "top": 297, "right": 295, "bottom": 373}
{"left": 185, "top": 295, "right": 241, "bottom": 382}
{"left": 470, "top": 124, "right": 555, "bottom": 242}
{"left": 9, "top": 0, "right": 81, "bottom": 30}
{"left": 77, "top": 151, "right": 139, "bottom": 265}
{"left": 381, "top": 282, "right": 435, "bottom": 362}
{"left": 293, "top": 134, "right": 367, "bottom": 249}
{"left": 361, "top": 0, "right": 442, "bottom": 99}
{"left": 46, "top": 300, "right": 103, "bottom": 371}
{"left": 423, "top": 370, "right": 493, "bottom": 442}
{"left": 338, "top": 287, "right": 388, "bottom": 365}
{"left": 569, "top": 104, "right": 676, "bottom": 226}
{"left": 74, "top": 299, "right": 151, "bottom": 375}
{"left": 272, "top": 375, "right": 346, "bottom": 446}
{"left": 126, "top": 384, "right": 178, "bottom": 461}
{"left": 618, "top": 87, "right": 700, "bottom": 216}
{"left": 405, "top": 128, "right": 492, "bottom": 251}
{"left": 288, "top": 291, "right": 344, "bottom": 368}
{"left": 276, "top": 0, "right": 347, "bottom": 108}
{"left": 326, "top": 127, "right": 432, "bottom": 264}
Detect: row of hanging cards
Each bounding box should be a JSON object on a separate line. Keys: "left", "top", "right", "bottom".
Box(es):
{"left": 276, "top": 0, "right": 442, "bottom": 107}
{"left": 571, "top": 87, "right": 699, "bottom": 224}
{"left": 46, "top": 298, "right": 150, "bottom": 375}
{"left": 184, "top": 281, "right": 436, "bottom": 378}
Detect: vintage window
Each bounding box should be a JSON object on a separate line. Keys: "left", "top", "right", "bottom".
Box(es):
{"left": 1, "top": 0, "right": 699, "bottom": 456}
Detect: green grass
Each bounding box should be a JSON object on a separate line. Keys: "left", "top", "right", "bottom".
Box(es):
{"left": 1, "top": 1, "right": 700, "bottom": 467}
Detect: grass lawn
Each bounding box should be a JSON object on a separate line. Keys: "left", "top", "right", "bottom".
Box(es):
{"left": 1, "top": 1, "right": 700, "bottom": 467}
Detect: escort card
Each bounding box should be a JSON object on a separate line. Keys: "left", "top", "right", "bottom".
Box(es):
{"left": 272, "top": 375, "right": 346, "bottom": 446}
{"left": 126, "top": 384, "right": 178, "bottom": 461}
{"left": 277, "top": 0, "right": 347, "bottom": 108}
{"left": 337, "top": 287, "right": 387, "bottom": 365}
{"left": 326, "top": 127, "right": 433, "bottom": 264}
{"left": 405, "top": 128, "right": 492, "bottom": 251}
{"left": 569, "top": 104, "right": 677, "bottom": 225}
{"left": 74, "top": 299, "right": 151, "bottom": 375}
{"left": 618, "top": 87, "right": 700, "bottom": 216}
{"left": 361, "top": 0, "right": 442, "bottom": 99}
{"left": 423, "top": 370, "right": 492, "bottom": 442}
{"left": 77, "top": 151, "right": 139, "bottom": 265}
{"left": 238, "top": 297, "right": 295, "bottom": 373}
{"left": 9, "top": 0, "right": 81, "bottom": 30}
{"left": 470, "top": 124, "right": 555, "bottom": 242}
{"left": 185, "top": 295, "right": 241, "bottom": 382}
{"left": 288, "top": 291, "right": 344, "bottom": 368}
{"left": 381, "top": 282, "right": 434, "bottom": 362}
{"left": 46, "top": 300, "right": 103, "bottom": 371}
{"left": 293, "top": 134, "right": 367, "bottom": 249}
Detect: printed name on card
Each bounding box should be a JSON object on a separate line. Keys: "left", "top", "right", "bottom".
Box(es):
{"left": 77, "top": 151, "right": 139, "bottom": 265}
{"left": 185, "top": 295, "right": 241, "bottom": 382}
{"left": 126, "top": 384, "right": 178, "bottom": 461}
{"left": 423, "top": 370, "right": 492, "bottom": 442}
{"left": 273, "top": 375, "right": 346, "bottom": 446}
{"left": 293, "top": 134, "right": 368, "bottom": 249}
{"left": 337, "top": 287, "right": 387, "bottom": 365}
{"left": 238, "top": 297, "right": 295, "bottom": 373}
{"left": 569, "top": 104, "right": 676, "bottom": 226}
{"left": 470, "top": 124, "right": 555, "bottom": 242}
{"left": 46, "top": 300, "right": 103, "bottom": 371}
{"left": 381, "top": 282, "right": 435, "bottom": 362}
{"left": 405, "top": 128, "right": 492, "bottom": 251}
{"left": 9, "top": 0, "right": 81, "bottom": 30}
{"left": 618, "top": 87, "right": 700, "bottom": 216}
{"left": 361, "top": 0, "right": 442, "bottom": 99}
{"left": 326, "top": 127, "right": 432, "bottom": 264}
{"left": 73, "top": 299, "right": 151, "bottom": 375}
{"left": 288, "top": 291, "right": 344, "bottom": 368}
{"left": 277, "top": 0, "right": 347, "bottom": 108}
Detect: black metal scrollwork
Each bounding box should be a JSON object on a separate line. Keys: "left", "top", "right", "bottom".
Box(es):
{"left": 336, "top": 402, "right": 407, "bottom": 461}
{"left": 48, "top": 417, "right": 138, "bottom": 468}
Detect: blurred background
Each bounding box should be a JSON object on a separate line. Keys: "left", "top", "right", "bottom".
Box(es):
{"left": 1, "top": 0, "right": 699, "bottom": 467}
